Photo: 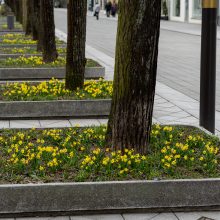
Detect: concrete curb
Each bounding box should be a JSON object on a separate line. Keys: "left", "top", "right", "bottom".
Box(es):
{"left": 0, "top": 29, "right": 23, "bottom": 33}
{"left": 0, "top": 179, "right": 219, "bottom": 217}
{"left": 0, "top": 99, "right": 111, "bottom": 119}
{"left": 0, "top": 31, "right": 25, "bottom": 35}
{"left": 0, "top": 66, "right": 105, "bottom": 80}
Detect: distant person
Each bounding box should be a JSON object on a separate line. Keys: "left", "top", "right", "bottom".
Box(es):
{"left": 111, "top": 1, "right": 117, "bottom": 17}
{"left": 94, "top": 3, "right": 100, "bottom": 20}
{"left": 105, "top": 1, "right": 112, "bottom": 17}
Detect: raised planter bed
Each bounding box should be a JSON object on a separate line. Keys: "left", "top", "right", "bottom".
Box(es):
{"left": 0, "top": 66, "right": 105, "bottom": 80}
{"left": 0, "top": 53, "right": 65, "bottom": 59}
{"left": 0, "top": 99, "right": 111, "bottom": 119}
{"left": 0, "top": 179, "right": 220, "bottom": 217}
{"left": 0, "top": 43, "right": 66, "bottom": 48}
{"left": 0, "top": 29, "right": 23, "bottom": 33}
{"left": 0, "top": 31, "right": 25, "bottom": 35}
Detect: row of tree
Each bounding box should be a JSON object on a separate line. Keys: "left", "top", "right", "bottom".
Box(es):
{"left": 5, "top": 0, "right": 57, "bottom": 62}
{"left": 5, "top": 0, "right": 161, "bottom": 154}
{"left": 5, "top": 0, "right": 87, "bottom": 92}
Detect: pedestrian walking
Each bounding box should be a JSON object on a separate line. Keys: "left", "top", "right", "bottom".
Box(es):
{"left": 111, "top": 1, "right": 117, "bottom": 17}
{"left": 105, "top": 0, "right": 112, "bottom": 17}
{"left": 94, "top": 3, "right": 100, "bottom": 20}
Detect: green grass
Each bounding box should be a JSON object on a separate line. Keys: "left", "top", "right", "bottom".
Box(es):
{"left": 0, "top": 57, "right": 100, "bottom": 68}
{"left": 1, "top": 23, "right": 22, "bottom": 30}
{"left": 0, "top": 125, "right": 219, "bottom": 184}
{"left": 0, "top": 79, "right": 112, "bottom": 101}
{"left": 0, "top": 34, "right": 64, "bottom": 44}
{"left": 0, "top": 47, "right": 66, "bottom": 55}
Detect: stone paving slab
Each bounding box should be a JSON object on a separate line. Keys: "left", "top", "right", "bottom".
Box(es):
{"left": 149, "top": 213, "right": 178, "bottom": 220}
{"left": 122, "top": 213, "right": 159, "bottom": 220}
{"left": 10, "top": 120, "right": 41, "bottom": 129}
{"left": 0, "top": 120, "right": 10, "bottom": 128}
{"left": 70, "top": 215, "right": 123, "bottom": 220}
{"left": 69, "top": 119, "right": 100, "bottom": 127}
{"left": 175, "top": 212, "right": 202, "bottom": 220}
{"left": 98, "top": 119, "right": 109, "bottom": 125}
{"left": 2, "top": 212, "right": 220, "bottom": 220}
{"left": 17, "top": 218, "right": 69, "bottom": 220}
{"left": 39, "top": 120, "right": 72, "bottom": 128}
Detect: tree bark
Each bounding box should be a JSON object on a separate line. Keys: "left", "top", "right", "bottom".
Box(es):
{"left": 65, "top": 0, "right": 87, "bottom": 91}
{"left": 32, "top": 0, "right": 40, "bottom": 41}
{"left": 24, "top": 0, "right": 32, "bottom": 35}
{"left": 106, "top": 0, "right": 161, "bottom": 154}
{"left": 40, "top": 0, "right": 58, "bottom": 62}
{"left": 18, "top": 0, "right": 23, "bottom": 24}
{"left": 14, "top": 0, "right": 19, "bottom": 21}
{"left": 22, "top": 0, "right": 28, "bottom": 32}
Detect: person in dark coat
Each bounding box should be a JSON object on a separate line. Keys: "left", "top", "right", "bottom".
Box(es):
{"left": 111, "top": 1, "right": 117, "bottom": 17}
{"left": 105, "top": 0, "right": 112, "bottom": 17}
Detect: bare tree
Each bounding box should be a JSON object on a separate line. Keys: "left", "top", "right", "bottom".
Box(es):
{"left": 40, "top": 0, "right": 58, "bottom": 62}
{"left": 65, "top": 0, "right": 87, "bottom": 90}
{"left": 106, "top": 0, "right": 161, "bottom": 154}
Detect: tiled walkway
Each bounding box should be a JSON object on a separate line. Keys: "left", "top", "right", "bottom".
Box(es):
{"left": 2, "top": 211, "right": 220, "bottom": 220}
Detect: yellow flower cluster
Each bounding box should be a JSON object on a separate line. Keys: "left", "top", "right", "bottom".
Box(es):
{"left": 2, "top": 78, "right": 113, "bottom": 101}
{"left": 3, "top": 39, "right": 37, "bottom": 45}
{"left": 156, "top": 125, "right": 219, "bottom": 171}
{"left": 74, "top": 79, "right": 113, "bottom": 99}
{"left": 3, "top": 78, "right": 71, "bottom": 99}
{"left": 0, "top": 33, "right": 30, "bottom": 39}
{"left": 2, "top": 127, "right": 105, "bottom": 174}
{"left": 11, "top": 47, "right": 38, "bottom": 54}
{"left": 4, "top": 56, "right": 66, "bottom": 67}
{"left": 0, "top": 124, "right": 219, "bottom": 182}
{"left": 1, "top": 23, "right": 22, "bottom": 29}
{"left": 81, "top": 148, "right": 148, "bottom": 176}
{"left": 2, "top": 47, "right": 66, "bottom": 55}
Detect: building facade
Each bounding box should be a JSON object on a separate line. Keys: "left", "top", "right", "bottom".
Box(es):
{"left": 168, "top": 0, "right": 220, "bottom": 23}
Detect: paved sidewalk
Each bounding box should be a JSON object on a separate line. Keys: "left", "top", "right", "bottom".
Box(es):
{"left": 87, "top": 10, "right": 220, "bottom": 39}
{"left": 2, "top": 211, "right": 220, "bottom": 219}
{"left": 55, "top": 29, "right": 220, "bottom": 136}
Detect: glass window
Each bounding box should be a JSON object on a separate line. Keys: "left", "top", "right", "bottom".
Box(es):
{"left": 173, "top": 0, "right": 181, "bottom": 17}
{"left": 192, "top": 0, "right": 201, "bottom": 19}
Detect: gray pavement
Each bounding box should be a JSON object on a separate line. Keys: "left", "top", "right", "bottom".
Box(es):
{"left": 2, "top": 211, "right": 220, "bottom": 220}
{"left": 55, "top": 15, "right": 220, "bottom": 135}
{"left": 54, "top": 9, "right": 220, "bottom": 112}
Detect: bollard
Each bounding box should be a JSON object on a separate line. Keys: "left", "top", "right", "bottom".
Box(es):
{"left": 200, "top": 0, "right": 217, "bottom": 134}
{"left": 7, "top": 13, "right": 14, "bottom": 30}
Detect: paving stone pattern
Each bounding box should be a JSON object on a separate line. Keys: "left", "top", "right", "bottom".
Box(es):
{"left": 2, "top": 211, "right": 220, "bottom": 220}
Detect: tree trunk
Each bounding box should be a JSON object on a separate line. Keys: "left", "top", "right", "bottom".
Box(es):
{"left": 14, "top": 0, "right": 19, "bottom": 21}
{"left": 22, "top": 0, "right": 27, "bottom": 32}
{"left": 32, "top": 0, "right": 40, "bottom": 41}
{"left": 65, "top": 0, "right": 87, "bottom": 90}
{"left": 18, "top": 0, "right": 23, "bottom": 24}
{"left": 24, "top": 0, "right": 32, "bottom": 35}
{"left": 40, "top": 0, "right": 58, "bottom": 62}
{"left": 106, "top": 0, "right": 161, "bottom": 154}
